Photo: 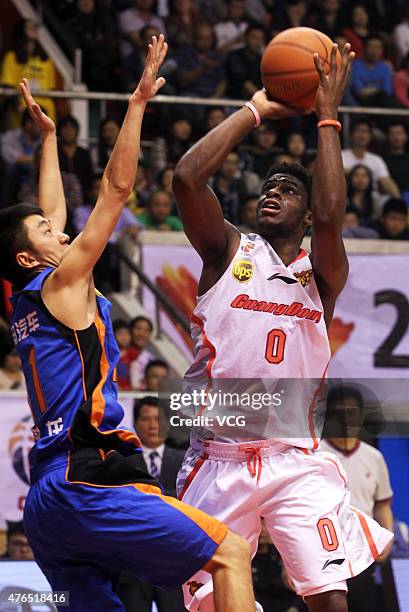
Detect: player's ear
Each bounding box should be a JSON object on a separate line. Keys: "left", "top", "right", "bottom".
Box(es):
{"left": 305, "top": 209, "right": 312, "bottom": 226}
{"left": 16, "top": 251, "right": 40, "bottom": 270}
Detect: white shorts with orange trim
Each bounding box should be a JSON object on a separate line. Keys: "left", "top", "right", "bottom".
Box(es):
{"left": 177, "top": 437, "right": 393, "bottom": 611}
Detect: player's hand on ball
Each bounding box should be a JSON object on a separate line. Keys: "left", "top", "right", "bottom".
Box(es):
{"left": 313, "top": 42, "right": 355, "bottom": 119}
{"left": 19, "top": 78, "right": 56, "bottom": 133}
{"left": 131, "top": 34, "right": 168, "bottom": 104}
{"left": 251, "top": 88, "right": 297, "bottom": 121}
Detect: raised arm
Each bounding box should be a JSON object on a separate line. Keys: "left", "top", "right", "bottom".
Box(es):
{"left": 311, "top": 44, "right": 355, "bottom": 325}
{"left": 55, "top": 35, "right": 167, "bottom": 284}
{"left": 19, "top": 78, "right": 67, "bottom": 232}
{"left": 173, "top": 94, "right": 294, "bottom": 263}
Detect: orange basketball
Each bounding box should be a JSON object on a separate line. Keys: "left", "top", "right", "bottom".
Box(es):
{"left": 261, "top": 27, "right": 340, "bottom": 112}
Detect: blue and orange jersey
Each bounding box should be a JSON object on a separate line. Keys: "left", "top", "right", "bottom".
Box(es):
{"left": 10, "top": 267, "right": 141, "bottom": 469}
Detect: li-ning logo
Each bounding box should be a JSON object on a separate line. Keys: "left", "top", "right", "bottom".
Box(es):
{"left": 267, "top": 272, "right": 298, "bottom": 284}
{"left": 322, "top": 558, "right": 345, "bottom": 570}
{"left": 232, "top": 259, "right": 254, "bottom": 283}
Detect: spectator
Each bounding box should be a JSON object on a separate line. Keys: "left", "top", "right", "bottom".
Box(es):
{"left": 150, "top": 117, "right": 193, "bottom": 176}
{"left": 113, "top": 319, "right": 139, "bottom": 391}
{"left": 215, "top": 0, "right": 248, "bottom": 54}
{"left": 285, "top": 131, "right": 307, "bottom": 166}
{"left": 137, "top": 189, "right": 183, "bottom": 230}
{"left": 310, "top": 0, "right": 345, "bottom": 40}
{"left": 370, "top": 198, "right": 409, "bottom": 239}
{"left": 0, "top": 19, "right": 57, "bottom": 124}
{"left": 118, "top": 0, "right": 166, "bottom": 60}
{"left": 143, "top": 358, "right": 170, "bottom": 391}
{"left": 129, "top": 316, "right": 155, "bottom": 389}
{"left": 0, "top": 108, "right": 40, "bottom": 207}
{"left": 272, "top": 0, "right": 308, "bottom": 33}
{"left": 342, "top": 120, "right": 400, "bottom": 201}
{"left": 382, "top": 122, "right": 409, "bottom": 197}
{"left": 67, "top": 0, "right": 120, "bottom": 91}
{"left": 393, "top": 51, "right": 409, "bottom": 107}
{"left": 166, "top": 0, "right": 200, "bottom": 49}
{"left": 1, "top": 521, "right": 34, "bottom": 560}
{"left": 91, "top": 117, "right": 120, "bottom": 174}
{"left": 209, "top": 151, "right": 260, "bottom": 224}
{"left": 225, "top": 24, "right": 265, "bottom": 99}
{"left": 126, "top": 161, "right": 153, "bottom": 215}
{"left": 116, "top": 396, "right": 186, "bottom": 611}
{"left": 155, "top": 164, "right": 174, "bottom": 193}
{"left": 74, "top": 174, "right": 141, "bottom": 290}
{"left": 121, "top": 24, "right": 176, "bottom": 92}
{"left": 349, "top": 36, "right": 396, "bottom": 108}
{"left": 346, "top": 163, "right": 375, "bottom": 219}
{"left": 241, "top": 121, "right": 278, "bottom": 179}
{"left": 204, "top": 106, "right": 227, "bottom": 133}
{"left": 175, "top": 22, "right": 226, "bottom": 100}
{"left": 321, "top": 385, "right": 394, "bottom": 612}
{"left": 342, "top": 4, "right": 372, "bottom": 59}
{"left": 238, "top": 194, "right": 259, "bottom": 233}
{"left": 393, "top": 2, "right": 409, "bottom": 66}
{"left": 18, "top": 145, "right": 82, "bottom": 216}
{"left": 0, "top": 339, "right": 26, "bottom": 390}
{"left": 342, "top": 204, "right": 379, "bottom": 238}
{"left": 57, "top": 114, "right": 94, "bottom": 201}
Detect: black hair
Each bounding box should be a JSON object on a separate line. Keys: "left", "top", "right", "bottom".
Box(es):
{"left": 144, "top": 358, "right": 169, "bottom": 378}
{"left": 12, "top": 19, "right": 47, "bottom": 63}
{"left": 112, "top": 318, "right": 130, "bottom": 333}
{"left": 346, "top": 164, "right": 373, "bottom": 218}
{"left": 382, "top": 198, "right": 408, "bottom": 216}
{"left": 245, "top": 24, "right": 266, "bottom": 36}
{"left": 57, "top": 114, "right": 80, "bottom": 134}
{"left": 130, "top": 316, "right": 153, "bottom": 332}
{"left": 6, "top": 520, "right": 26, "bottom": 540}
{"left": 263, "top": 162, "right": 312, "bottom": 208}
{"left": 387, "top": 120, "right": 409, "bottom": 134}
{"left": 327, "top": 384, "right": 364, "bottom": 410}
{"left": 133, "top": 395, "right": 162, "bottom": 421}
{"left": 345, "top": 204, "right": 362, "bottom": 218}
{"left": 350, "top": 118, "right": 372, "bottom": 133}
{"left": 0, "top": 204, "right": 44, "bottom": 287}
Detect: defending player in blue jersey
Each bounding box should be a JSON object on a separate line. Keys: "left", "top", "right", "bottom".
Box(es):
{"left": 0, "top": 36, "right": 256, "bottom": 612}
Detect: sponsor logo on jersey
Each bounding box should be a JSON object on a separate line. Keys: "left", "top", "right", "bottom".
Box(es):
{"left": 267, "top": 272, "right": 298, "bottom": 284}
{"left": 232, "top": 259, "right": 254, "bottom": 283}
{"left": 241, "top": 241, "right": 255, "bottom": 255}
{"left": 187, "top": 581, "right": 204, "bottom": 596}
{"left": 294, "top": 269, "right": 313, "bottom": 287}
{"left": 231, "top": 294, "right": 322, "bottom": 324}
{"left": 322, "top": 558, "right": 345, "bottom": 570}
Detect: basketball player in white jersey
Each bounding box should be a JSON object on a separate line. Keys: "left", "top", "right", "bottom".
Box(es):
{"left": 172, "top": 44, "right": 393, "bottom": 612}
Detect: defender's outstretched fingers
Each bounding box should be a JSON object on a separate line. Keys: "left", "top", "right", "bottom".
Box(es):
{"left": 330, "top": 44, "right": 338, "bottom": 71}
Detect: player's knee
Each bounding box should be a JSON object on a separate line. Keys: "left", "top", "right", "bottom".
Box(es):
{"left": 305, "top": 590, "right": 347, "bottom": 612}
{"left": 208, "top": 530, "right": 251, "bottom": 573}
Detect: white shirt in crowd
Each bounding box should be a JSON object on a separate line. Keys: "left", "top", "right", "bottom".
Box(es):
{"left": 215, "top": 20, "right": 247, "bottom": 50}
{"left": 320, "top": 439, "right": 393, "bottom": 518}
{"left": 341, "top": 149, "right": 391, "bottom": 186}
{"left": 393, "top": 20, "right": 409, "bottom": 65}
{"left": 142, "top": 443, "right": 165, "bottom": 477}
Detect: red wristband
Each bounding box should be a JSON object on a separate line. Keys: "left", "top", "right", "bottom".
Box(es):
{"left": 317, "top": 119, "right": 342, "bottom": 132}
{"left": 244, "top": 101, "right": 261, "bottom": 128}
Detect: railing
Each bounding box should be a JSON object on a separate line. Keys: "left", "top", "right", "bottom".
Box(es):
{"left": 2, "top": 86, "right": 409, "bottom": 143}
{"left": 115, "top": 243, "right": 190, "bottom": 336}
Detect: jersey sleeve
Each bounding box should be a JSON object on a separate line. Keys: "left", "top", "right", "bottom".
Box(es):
{"left": 375, "top": 451, "right": 393, "bottom": 502}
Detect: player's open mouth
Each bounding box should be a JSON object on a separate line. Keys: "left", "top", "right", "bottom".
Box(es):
{"left": 261, "top": 198, "right": 281, "bottom": 213}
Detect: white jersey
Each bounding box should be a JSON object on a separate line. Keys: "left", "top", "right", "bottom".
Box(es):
{"left": 184, "top": 233, "right": 332, "bottom": 448}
